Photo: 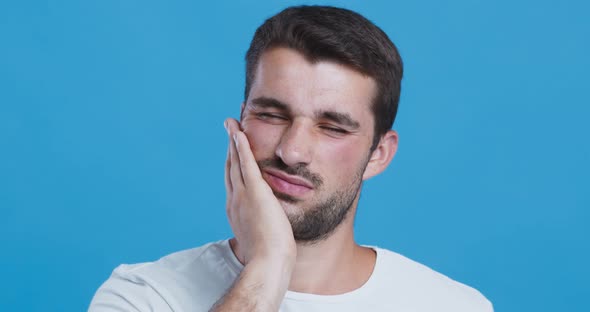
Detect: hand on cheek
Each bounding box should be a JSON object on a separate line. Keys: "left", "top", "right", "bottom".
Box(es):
{"left": 223, "top": 118, "right": 297, "bottom": 265}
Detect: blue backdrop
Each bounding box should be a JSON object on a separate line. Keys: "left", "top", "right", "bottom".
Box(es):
{"left": 1, "top": 1, "right": 588, "bottom": 311}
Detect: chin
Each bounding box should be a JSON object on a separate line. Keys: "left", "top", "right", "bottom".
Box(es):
{"left": 276, "top": 197, "right": 310, "bottom": 219}
{"left": 277, "top": 197, "right": 300, "bottom": 213}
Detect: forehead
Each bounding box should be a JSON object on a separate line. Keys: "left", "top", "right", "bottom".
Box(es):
{"left": 248, "top": 47, "right": 377, "bottom": 126}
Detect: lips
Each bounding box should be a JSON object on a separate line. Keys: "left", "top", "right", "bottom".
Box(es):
{"left": 263, "top": 169, "right": 313, "bottom": 197}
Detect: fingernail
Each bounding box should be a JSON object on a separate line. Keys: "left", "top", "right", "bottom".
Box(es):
{"left": 223, "top": 120, "right": 228, "bottom": 132}
{"left": 233, "top": 133, "right": 238, "bottom": 147}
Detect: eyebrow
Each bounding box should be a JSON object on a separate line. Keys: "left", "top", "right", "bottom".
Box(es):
{"left": 316, "top": 110, "right": 360, "bottom": 129}
{"left": 250, "top": 97, "right": 291, "bottom": 112}
{"left": 250, "top": 96, "right": 360, "bottom": 130}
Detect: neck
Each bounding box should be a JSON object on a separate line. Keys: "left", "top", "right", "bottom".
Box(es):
{"left": 289, "top": 213, "right": 373, "bottom": 295}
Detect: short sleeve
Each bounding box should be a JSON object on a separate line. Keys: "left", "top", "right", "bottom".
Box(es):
{"left": 88, "top": 269, "right": 173, "bottom": 312}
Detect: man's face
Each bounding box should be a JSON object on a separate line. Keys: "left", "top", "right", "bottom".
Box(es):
{"left": 241, "top": 47, "right": 377, "bottom": 242}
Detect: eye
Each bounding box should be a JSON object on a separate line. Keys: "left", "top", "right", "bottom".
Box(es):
{"left": 320, "top": 125, "right": 348, "bottom": 134}
{"left": 256, "top": 112, "right": 287, "bottom": 121}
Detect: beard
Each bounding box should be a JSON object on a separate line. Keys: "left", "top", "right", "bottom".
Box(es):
{"left": 257, "top": 157, "right": 367, "bottom": 244}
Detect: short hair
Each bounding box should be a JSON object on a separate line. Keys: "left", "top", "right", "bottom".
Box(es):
{"left": 245, "top": 5, "right": 403, "bottom": 150}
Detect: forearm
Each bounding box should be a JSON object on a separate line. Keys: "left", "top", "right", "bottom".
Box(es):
{"left": 210, "top": 258, "right": 293, "bottom": 312}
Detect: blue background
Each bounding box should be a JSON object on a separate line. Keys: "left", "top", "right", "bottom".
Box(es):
{"left": 1, "top": 0, "right": 588, "bottom": 311}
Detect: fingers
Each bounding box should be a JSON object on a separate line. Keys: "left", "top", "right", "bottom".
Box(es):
{"left": 225, "top": 118, "right": 263, "bottom": 190}
{"left": 224, "top": 142, "right": 232, "bottom": 193}
{"left": 234, "top": 131, "right": 262, "bottom": 187}
{"left": 227, "top": 119, "right": 244, "bottom": 189}
{"left": 224, "top": 120, "right": 234, "bottom": 194}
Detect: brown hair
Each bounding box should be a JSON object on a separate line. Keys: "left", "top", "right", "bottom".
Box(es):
{"left": 245, "top": 5, "right": 403, "bottom": 150}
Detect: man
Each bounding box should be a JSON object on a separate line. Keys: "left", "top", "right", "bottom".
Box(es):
{"left": 89, "top": 5, "right": 493, "bottom": 312}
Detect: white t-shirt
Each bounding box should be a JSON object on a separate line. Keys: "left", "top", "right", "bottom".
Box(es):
{"left": 89, "top": 240, "right": 493, "bottom": 311}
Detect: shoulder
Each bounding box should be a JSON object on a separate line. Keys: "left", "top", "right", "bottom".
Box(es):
{"left": 371, "top": 247, "right": 494, "bottom": 312}
{"left": 89, "top": 240, "right": 239, "bottom": 312}
{"left": 111, "top": 239, "right": 235, "bottom": 286}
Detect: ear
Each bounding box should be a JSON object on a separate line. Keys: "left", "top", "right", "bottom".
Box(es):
{"left": 362, "top": 130, "right": 399, "bottom": 180}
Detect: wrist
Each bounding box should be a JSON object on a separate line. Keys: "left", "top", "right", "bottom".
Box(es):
{"left": 235, "top": 257, "right": 294, "bottom": 311}
{"left": 247, "top": 252, "right": 295, "bottom": 282}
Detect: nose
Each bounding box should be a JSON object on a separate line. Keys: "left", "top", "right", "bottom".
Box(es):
{"left": 275, "top": 120, "right": 314, "bottom": 167}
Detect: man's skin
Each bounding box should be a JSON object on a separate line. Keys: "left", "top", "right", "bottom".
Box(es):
{"left": 213, "top": 47, "right": 398, "bottom": 311}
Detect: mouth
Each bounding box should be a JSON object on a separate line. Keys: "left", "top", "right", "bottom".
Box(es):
{"left": 263, "top": 169, "right": 314, "bottom": 198}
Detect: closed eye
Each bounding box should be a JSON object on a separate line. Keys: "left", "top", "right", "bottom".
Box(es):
{"left": 320, "top": 126, "right": 348, "bottom": 134}
{"left": 257, "top": 112, "right": 288, "bottom": 121}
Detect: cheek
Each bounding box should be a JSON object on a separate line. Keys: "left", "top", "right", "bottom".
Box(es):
{"left": 316, "top": 140, "right": 370, "bottom": 180}
{"left": 242, "top": 121, "right": 282, "bottom": 160}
